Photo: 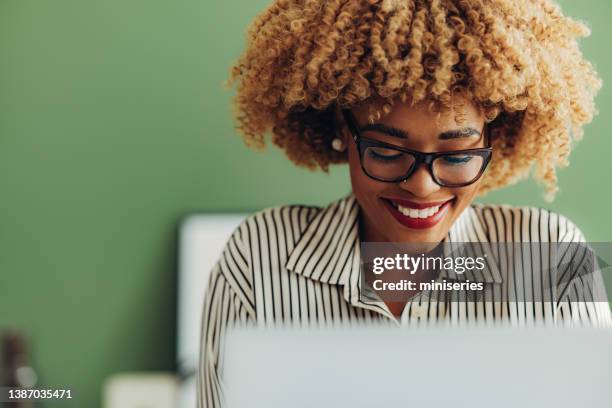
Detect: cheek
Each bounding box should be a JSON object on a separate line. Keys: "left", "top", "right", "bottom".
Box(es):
{"left": 451, "top": 182, "right": 482, "bottom": 211}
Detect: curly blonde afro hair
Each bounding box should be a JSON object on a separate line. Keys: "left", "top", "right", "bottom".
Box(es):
{"left": 229, "top": 0, "right": 601, "bottom": 199}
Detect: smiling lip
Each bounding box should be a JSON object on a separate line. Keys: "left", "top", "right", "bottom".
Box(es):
{"left": 381, "top": 197, "right": 455, "bottom": 230}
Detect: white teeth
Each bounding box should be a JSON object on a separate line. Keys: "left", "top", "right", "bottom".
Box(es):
{"left": 396, "top": 204, "right": 441, "bottom": 218}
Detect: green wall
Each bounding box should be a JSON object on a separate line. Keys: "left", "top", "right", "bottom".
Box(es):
{"left": 1, "top": 1, "right": 610, "bottom": 406}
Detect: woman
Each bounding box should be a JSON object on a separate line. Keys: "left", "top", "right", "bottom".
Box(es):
{"left": 198, "top": 1, "right": 611, "bottom": 406}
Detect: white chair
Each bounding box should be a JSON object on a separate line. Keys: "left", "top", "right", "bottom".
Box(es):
{"left": 176, "top": 214, "right": 247, "bottom": 408}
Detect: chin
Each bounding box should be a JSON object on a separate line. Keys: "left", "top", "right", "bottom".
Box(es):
{"left": 393, "top": 228, "right": 446, "bottom": 244}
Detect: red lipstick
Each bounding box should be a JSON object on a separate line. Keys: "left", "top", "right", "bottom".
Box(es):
{"left": 381, "top": 197, "right": 454, "bottom": 230}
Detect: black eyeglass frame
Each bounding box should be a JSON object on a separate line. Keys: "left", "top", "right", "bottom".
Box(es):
{"left": 341, "top": 109, "right": 493, "bottom": 187}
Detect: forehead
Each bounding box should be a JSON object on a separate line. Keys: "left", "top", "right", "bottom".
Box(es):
{"left": 353, "top": 96, "right": 484, "bottom": 131}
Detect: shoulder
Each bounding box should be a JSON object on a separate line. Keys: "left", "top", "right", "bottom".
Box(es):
{"left": 469, "top": 203, "right": 586, "bottom": 243}
{"left": 208, "top": 202, "right": 325, "bottom": 309}
{"left": 234, "top": 203, "right": 322, "bottom": 249}
{"left": 227, "top": 193, "right": 355, "bottom": 257}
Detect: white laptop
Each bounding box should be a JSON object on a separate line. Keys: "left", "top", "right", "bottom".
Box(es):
{"left": 224, "top": 326, "right": 612, "bottom": 408}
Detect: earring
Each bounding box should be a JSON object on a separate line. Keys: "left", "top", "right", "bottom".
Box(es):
{"left": 331, "top": 138, "right": 346, "bottom": 152}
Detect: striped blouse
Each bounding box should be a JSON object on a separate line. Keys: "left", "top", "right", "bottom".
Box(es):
{"left": 196, "top": 193, "right": 611, "bottom": 408}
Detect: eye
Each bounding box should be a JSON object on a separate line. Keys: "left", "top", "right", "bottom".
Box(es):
{"left": 440, "top": 154, "right": 474, "bottom": 165}
{"left": 366, "top": 147, "right": 404, "bottom": 162}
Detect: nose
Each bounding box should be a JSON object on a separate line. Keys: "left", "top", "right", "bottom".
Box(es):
{"left": 398, "top": 164, "right": 441, "bottom": 198}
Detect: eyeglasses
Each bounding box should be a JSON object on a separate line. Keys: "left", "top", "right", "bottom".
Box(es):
{"left": 341, "top": 110, "right": 492, "bottom": 187}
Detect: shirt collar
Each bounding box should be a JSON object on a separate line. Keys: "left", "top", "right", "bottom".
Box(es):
{"left": 285, "top": 193, "right": 360, "bottom": 286}
{"left": 285, "top": 193, "right": 502, "bottom": 287}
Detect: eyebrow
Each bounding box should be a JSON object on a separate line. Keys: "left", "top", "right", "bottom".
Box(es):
{"left": 360, "top": 123, "right": 481, "bottom": 140}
